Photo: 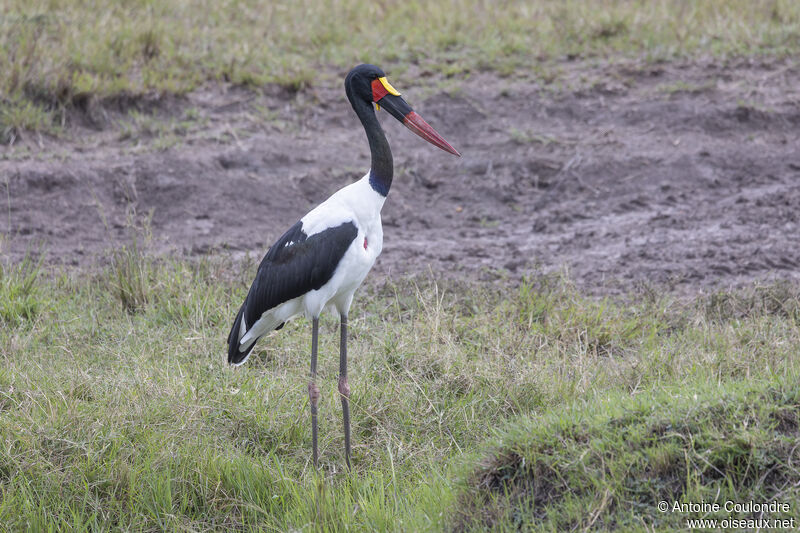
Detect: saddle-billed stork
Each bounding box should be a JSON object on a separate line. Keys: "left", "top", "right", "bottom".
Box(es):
{"left": 227, "top": 64, "right": 459, "bottom": 469}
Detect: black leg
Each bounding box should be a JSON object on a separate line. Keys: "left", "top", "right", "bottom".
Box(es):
{"left": 308, "top": 317, "right": 320, "bottom": 469}
{"left": 338, "top": 315, "right": 352, "bottom": 470}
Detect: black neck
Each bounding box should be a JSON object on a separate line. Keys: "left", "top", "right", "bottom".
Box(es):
{"left": 352, "top": 98, "right": 392, "bottom": 196}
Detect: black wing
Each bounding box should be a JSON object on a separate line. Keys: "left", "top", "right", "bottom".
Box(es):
{"left": 227, "top": 220, "right": 358, "bottom": 364}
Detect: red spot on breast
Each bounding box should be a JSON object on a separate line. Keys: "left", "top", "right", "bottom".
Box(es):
{"left": 363, "top": 237, "right": 368, "bottom": 250}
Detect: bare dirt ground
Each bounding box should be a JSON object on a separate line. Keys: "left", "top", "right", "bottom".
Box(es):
{"left": 2, "top": 59, "right": 799, "bottom": 293}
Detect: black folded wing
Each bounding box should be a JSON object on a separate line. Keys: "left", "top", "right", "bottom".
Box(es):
{"left": 227, "top": 220, "right": 358, "bottom": 364}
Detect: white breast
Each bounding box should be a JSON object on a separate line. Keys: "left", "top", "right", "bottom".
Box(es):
{"left": 298, "top": 173, "right": 386, "bottom": 318}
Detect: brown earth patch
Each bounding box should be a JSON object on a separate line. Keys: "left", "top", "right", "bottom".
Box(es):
{"left": 2, "top": 59, "right": 799, "bottom": 293}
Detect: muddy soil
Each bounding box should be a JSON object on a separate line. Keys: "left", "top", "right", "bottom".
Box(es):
{"left": 2, "top": 59, "right": 799, "bottom": 293}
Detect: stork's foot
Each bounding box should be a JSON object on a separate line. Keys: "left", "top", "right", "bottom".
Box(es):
{"left": 309, "top": 380, "right": 320, "bottom": 468}
{"left": 338, "top": 376, "right": 352, "bottom": 470}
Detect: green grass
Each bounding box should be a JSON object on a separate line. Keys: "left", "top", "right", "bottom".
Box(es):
{"left": 456, "top": 380, "right": 800, "bottom": 531}
{"left": 0, "top": 252, "right": 45, "bottom": 327}
{"left": 1, "top": 248, "right": 799, "bottom": 530}
{"left": 3, "top": 0, "right": 800, "bottom": 139}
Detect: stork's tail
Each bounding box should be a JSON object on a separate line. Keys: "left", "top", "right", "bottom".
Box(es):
{"left": 227, "top": 305, "right": 256, "bottom": 365}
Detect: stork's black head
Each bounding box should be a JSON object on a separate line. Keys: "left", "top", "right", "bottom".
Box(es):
{"left": 344, "top": 64, "right": 386, "bottom": 106}
{"left": 344, "top": 64, "right": 460, "bottom": 157}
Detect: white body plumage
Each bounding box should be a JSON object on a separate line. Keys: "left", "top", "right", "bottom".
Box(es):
{"left": 234, "top": 173, "right": 385, "bottom": 364}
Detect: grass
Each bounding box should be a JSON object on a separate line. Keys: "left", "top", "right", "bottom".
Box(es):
{"left": 0, "top": 252, "right": 45, "bottom": 327}
{"left": 3, "top": 0, "right": 800, "bottom": 139}
{"left": 456, "top": 380, "right": 800, "bottom": 531}
{"left": 0, "top": 247, "right": 799, "bottom": 530}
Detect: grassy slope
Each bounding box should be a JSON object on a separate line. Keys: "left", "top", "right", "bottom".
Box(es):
{"left": 1, "top": 251, "right": 799, "bottom": 531}
{"left": 3, "top": 0, "right": 800, "bottom": 138}
{"left": 456, "top": 381, "right": 800, "bottom": 531}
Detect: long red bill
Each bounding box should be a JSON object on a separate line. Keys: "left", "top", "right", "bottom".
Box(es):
{"left": 402, "top": 111, "right": 461, "bottom": 157}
